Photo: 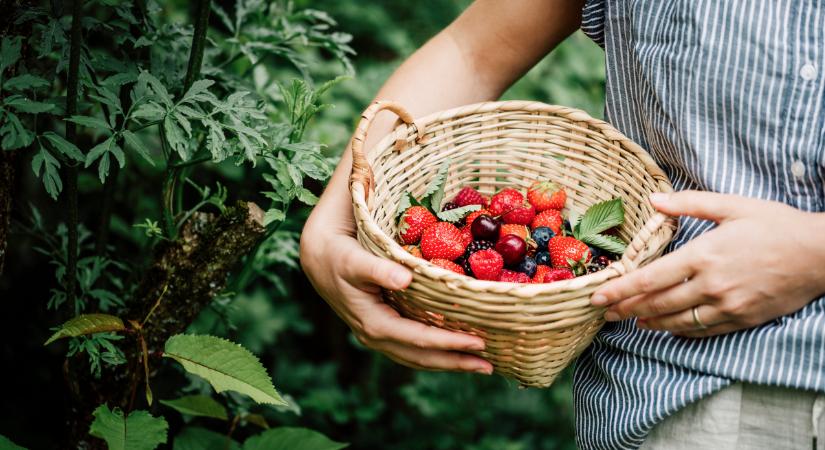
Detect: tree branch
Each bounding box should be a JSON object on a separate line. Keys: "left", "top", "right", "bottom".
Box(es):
{"left": 64, "top": 0, "right": 84, "bottom": 311}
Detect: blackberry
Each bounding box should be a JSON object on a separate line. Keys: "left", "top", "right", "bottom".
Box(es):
{"left": 596, "top": 255, "right": 611, "bottom": 268}
{"left": 588, "top": 245, "right": 603, "bottom": 259}
{"left": 463, "top": 239, "right": 494, "bottom": 259}
{"left": 587, "top": 265, "right": 601, "bottom": 274}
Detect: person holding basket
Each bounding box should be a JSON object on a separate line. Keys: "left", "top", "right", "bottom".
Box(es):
{"left": 300, "top": 1, "right": 825, "bottom": 448}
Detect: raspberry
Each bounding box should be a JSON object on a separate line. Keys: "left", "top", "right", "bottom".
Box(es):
{"left": 453, "top": 187, "right": 489, "bottom": 208}
{"left": 468, "top": 249, "right": 504, "bottom": 281}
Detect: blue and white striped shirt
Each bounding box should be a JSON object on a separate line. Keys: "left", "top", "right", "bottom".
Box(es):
{"left": 576, "top": 1, "right": 825, "bottom": 448}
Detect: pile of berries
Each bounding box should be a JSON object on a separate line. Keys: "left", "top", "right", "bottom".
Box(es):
{"left": 397, "top": 168, "right": 627, "bottom": 284}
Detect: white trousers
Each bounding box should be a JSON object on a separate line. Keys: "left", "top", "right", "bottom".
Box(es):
{"left": 640, "top": 383, "right": 825, "bottom": 450}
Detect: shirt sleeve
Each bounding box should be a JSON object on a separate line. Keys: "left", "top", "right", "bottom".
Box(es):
{"left": 581, "top": 0, "right": 605, "bottom": 48}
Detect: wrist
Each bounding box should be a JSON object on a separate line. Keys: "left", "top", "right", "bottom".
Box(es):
{"left": 801, "top": 211, "right": 825, "bottom": 293}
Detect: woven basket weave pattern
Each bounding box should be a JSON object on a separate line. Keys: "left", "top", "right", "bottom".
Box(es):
{"left": 350, "top": 101, "right": 675, "bottom": 387}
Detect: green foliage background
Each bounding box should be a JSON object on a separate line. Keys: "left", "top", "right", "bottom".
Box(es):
{"left": 1, "top": 0, "right": 604, "bottom": 448}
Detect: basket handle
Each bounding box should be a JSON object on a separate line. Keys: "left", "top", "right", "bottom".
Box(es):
{"left": 610, "top": 211, "right": 676, "bottom": 276}
{"left": 350, "top": 101, "right": 426, "bottom": 202}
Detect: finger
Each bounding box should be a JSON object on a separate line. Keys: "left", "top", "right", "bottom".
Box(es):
{"left": 637, "top": 304, "right": 725, "bottom": 333}
{"left": 378, "top": 341, "right": 494, "bottom": 374}
{"left": 649, "top": 190, "right": 757, "bottom": 222}
{"left": 362, "top": 303, "right": 487, "bottom": 352}
{"left": 591, "top": 249, "right": 696, "bottom": 306}
{"left": 606, "top": 280, "right": 705, "bottom": 321}
{"left": 338, "top": 239, "right": 412, "bottom": 291}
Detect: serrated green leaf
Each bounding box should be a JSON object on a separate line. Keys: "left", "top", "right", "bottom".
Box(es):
{"left": 0, "top": 36, "right": 22, "bottom": 72}
{"left": 121, "top": 130, "right": 155, "bottom": 166}
{"left": 395, "top": 192, "right": 413, "bottom": 220}
{"left": 296, "top": 187, "right": 319, "bottom": 206}
{"left": 31, "top": 146, "right": 61, "bottom": 199}
{"left": 163, "top": 115, "right": 188, "bottom": 160}
{"left": 0, "top": 434, "right": 27, "bottom": 450}
{"left": 420, "top": 160, "right": 450, "bottom": 211}
{"left": 174, "top": 427, "right": 239, "bottom": 450}
{"left": 67, "top": 115, "right": 111, "bottom": 132}
{"left": 575, "top": 198, "right": 624, "bottom": 239}
{"left": 110, "top": 142, "right": 126, "bottom": 168}
{"left": 1, "top": 111, "right": 34, "bottom": 149}
{"left": 4, "top": 74, "right": 49, "bottom": 91}
{"left": 85, "top": 136, "right": 113, "bottom": 167}
{"left": 160, "top": 395, "right": 228, "bottom": 420}
{"left": 6, "top": 97, "right": 54, "bottom": 114}
{"left": 44, "top": 313, "right": 125, "bottom": 345}
{"left": 242, "top": 427, "right": 348, "bottom": 450}
{"left": 181, "top": 79, "right": 214, "bottom": 103}
{"left": 263, "top": 209, "right": 285, "bottom": 226}
{"left": 42, "top": 132, "right": 83, "bottom": 161}
{"left": 163, "top": 334, "right": 287, "bottom": 405}
{"left": 97, "top": 152, "right": 111, "bottom": 183}
{"left": 138, "top": 71, "right": 172, "bottom": 107}
{"left": 580, "top": 233, "right": 627, "bottom": 254}
{"left": 437, "top": 204, "right": 480, "bottom": 222}
{"left": 89, "top": 405, "right": 168, "bottom": 450}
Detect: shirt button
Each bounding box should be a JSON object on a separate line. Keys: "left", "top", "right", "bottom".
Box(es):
{"left": 791, "top": 160, "right": 806, "bottom": 179}
{"left": 800, "top": 64, "right": 817, "bottom": 80}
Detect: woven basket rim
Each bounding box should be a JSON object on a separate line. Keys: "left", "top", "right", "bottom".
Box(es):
{"left": 351, "top": 100, "right": 675, "bottom": 296}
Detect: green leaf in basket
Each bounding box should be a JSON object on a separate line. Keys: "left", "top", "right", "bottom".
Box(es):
{"left": 395, "top": 192, "right": 424, "bottom": 221}
{"left": 420, "top": 159, "right": 451, "bottom": 212}
{"left": 580, "top": 233, "right": 627, "bottom": 254}
{"left": 436, "top": 204, "right": 480, "bottom": 223}
{"left": 575, "top": 198, "right": 624, "bottom": 240}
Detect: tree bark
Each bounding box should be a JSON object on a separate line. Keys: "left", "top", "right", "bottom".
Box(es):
{"left": 66, "top": 201, "right": 265, "bottom": 448}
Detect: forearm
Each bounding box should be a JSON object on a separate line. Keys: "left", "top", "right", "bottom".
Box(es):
{"left": 310, "top": 0, "right": 583, "bottom": 237}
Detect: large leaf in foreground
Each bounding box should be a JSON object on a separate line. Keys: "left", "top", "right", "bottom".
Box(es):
{"left": 160, "top": 395, "right": 228, "bottom": 420}
{"left": 88, "top": 405, "right": 167, "bottom": 450}
{"left": 163, "top": 334, "right": 287, "bottom": 405}
{"left": 242, "top": 427, "right": 347, "bottom": 450}
{"left": 0, "top": 434, "right": 28, "bottom": 450}
{"left": 44, "top": 314, "right": 125, "bottom": 345}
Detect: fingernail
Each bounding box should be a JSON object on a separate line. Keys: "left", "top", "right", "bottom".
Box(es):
{"left": 391, "top": 269, "right": 410, "bottom": 288}
{"left": 475, "top": 367, "right": 493, "bottom": 375}
{"left": 469, "top": 341, "right": 486, "bottom": 351}
{"left": 604, "top": 311, "right": 621, "bottom": 322}
{"left": 591, "top": 294, "right": 607, "bottom": 306}
{"left": 649, "top": 192, "right": 669, "bottom": 204}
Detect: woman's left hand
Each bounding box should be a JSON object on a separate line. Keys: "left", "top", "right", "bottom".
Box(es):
{"left": 590, "top": 191, "right": 825, "bottom": 337}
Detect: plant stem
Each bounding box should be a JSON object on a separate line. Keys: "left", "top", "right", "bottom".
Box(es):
{"left": 182, "top": 0, "right": 211, "bottom": 93}
{"left": 64, "top": 0, "right": 84, "bottom": 311}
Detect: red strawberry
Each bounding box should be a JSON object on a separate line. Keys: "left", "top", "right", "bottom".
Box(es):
{"left": 499, "top": 224, "right": 529, "bottom": 241}
{"left": 398, "top": 206, "right": 438, "bottom": 245}
{"left": 543, "top": 268, "right": 575, "bottom": 283}
{"left": 430, "top": 258, "right": 466, "bottom": 275}
{"left": 403, "top": 244, "right": 422, "bottom": 258}
{"left": 531, "top": 209, "right": 563, "bottom": 235}
{"left": 489, "top": 188, "right": 524, "bottom": 216}
{"left": 460, "top": 226, "right": 473, "bottom": 246}
{"left": 501, "top": 202, "right": 536, "bottom": 225}
{"left": 527, "top": 181, "right": 566, "bottom": 211}
{"left": 453, "top": 187, "right": 489, "bottom": 208}
{"left": 548, "top": 236, "right": 591, "bottom": 272}
{"left": 498, "top": 269, "right": 531, "bottom": 283}
{"left": 420, "top": 222, "right": 467, "bottom": 261}
{"left": 468, "top": 249, "right": 504, "bottom": 281}
{"left": 532, "top": 265, "right": 552, "bottom": 283}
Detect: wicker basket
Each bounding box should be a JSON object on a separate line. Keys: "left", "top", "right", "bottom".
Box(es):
{"left": 349, "top": 100, "right": 676, "bottom": 388}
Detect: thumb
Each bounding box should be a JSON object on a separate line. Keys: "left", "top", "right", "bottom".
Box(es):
{"left": 340, "top": 239, "right": 412, "bottom": 291}
{"left": 649, "top": 190, "right": 751, "bottom": 222}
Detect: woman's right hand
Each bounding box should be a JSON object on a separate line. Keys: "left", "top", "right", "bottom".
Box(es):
{"left": 300, "top": 167, "right": 493, "bottom": 374}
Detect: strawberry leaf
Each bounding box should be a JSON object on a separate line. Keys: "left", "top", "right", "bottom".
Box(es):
{"left": 581, "top": 233, "right": 627, "bottom": 254}
{"left": 575, "top": 198, "right": 624, "bottom": 239}
{"left": 395, "top": 192, "right": 424, "bottom": 220}
{"left": 436, "top": 204, "right": 480, "bottom": 222}
{"left": 420, "top": 160, "right": 450, "bottom": 212}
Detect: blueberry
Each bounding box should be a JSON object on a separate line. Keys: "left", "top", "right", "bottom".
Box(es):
{"left": 588, "top": 245, "right": 603, "bottom": 259}
{"left": 535, "top": 251, "right": 551, "bottom": 266}
{"left": 516, "top": 256, "right": 537, "bottom": 277}
{"left": 531, "top": 226, "right": 555, "bottom": 249}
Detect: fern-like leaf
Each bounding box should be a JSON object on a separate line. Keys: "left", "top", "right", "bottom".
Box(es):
{"left": 420, "top": 160, "right": 450, "bottom": 211}
{"left": 163, "top": 334, "right": 287, "bottom": 405}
